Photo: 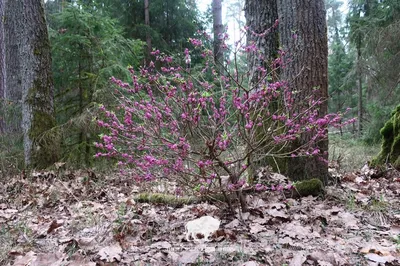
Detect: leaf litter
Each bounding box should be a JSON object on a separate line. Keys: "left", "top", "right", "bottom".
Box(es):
{"left": 0, "top": 165, "right": 399, "bottom": 265}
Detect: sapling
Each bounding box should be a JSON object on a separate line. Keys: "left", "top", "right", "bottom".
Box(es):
{"left": 95, "top": 30, "right": 353, "bottom": 212}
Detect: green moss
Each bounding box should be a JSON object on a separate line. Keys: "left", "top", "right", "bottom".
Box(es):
{"left": 380, "top": 120, "right": 393, "bottom": 138}
{"left": 26, "top": 80, "right": 60, "bottom": 169}
{"left": 24, "top": 66, "right": 59, "bottom": 168}
{"left": 293, "top": 178, "right": 324, "bottom": 197}
{"left": 28, "top": 111, "right": 60, "bottom": 169}
{"left": 391, "top": 135, "right": 400, "bottom": 160}
{"left": 33, "top": 48, "right": 41, "bottom": 56}
{"left": 372, "top": 105, "right": 400, "bottom": 169}
{"left": 135, "top": 193, "right": 199, "bottom": 207}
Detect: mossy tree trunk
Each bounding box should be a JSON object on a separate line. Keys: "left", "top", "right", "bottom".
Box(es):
{"left": 277, "top": 0, "right": 329, "bottom": 183}
{"left": 19, "top": 0, "right": 59, "bottom": 168}
{"left": 372, "top": 105, "right": 400, "bottom": 169}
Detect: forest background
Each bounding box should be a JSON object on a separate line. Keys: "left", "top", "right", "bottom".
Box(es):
{"left": 0, "top": 1, "right": 399, "bottom": 265}
{"left": 0, "top": 0, "right": 399, "bottom": 176}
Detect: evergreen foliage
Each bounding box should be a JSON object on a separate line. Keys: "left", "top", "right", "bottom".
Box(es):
{"left": 347, "top": 0, "right": 400, "bottom": 143}
{"left": 47, "top": 0, "right": 204, "bottom": 53}
{"left": 48, "top": 6, "right": 144, "bottom": 165}
{"left": 326, "top": 0, "right": 357, "bottom": 134}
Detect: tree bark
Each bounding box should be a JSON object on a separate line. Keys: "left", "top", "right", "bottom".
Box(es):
{"left": 277, "top": 0, "right": 329, "bottom": 183}
{"left": 245, "top": 0, "right": 278, "bottom": 85}
{"left": 357, "top": 45, "right": 363, "bottom": 137}
{"left": 3, "top": 0, "right": 23, "bottom": 133}
{"left": 144, "top": 0, "right": 152, "bottom": 59}
{"left": 212, "top": 0, "right": 224, "bottom": 72}
{"left": 245, "top": 0, "right": 280, "bottom": 181}
{"left": 19, "top": 0, "right": 59, "bottom": 168}
{"left": 0, "top": 0, "right": 5, "bottom": 133}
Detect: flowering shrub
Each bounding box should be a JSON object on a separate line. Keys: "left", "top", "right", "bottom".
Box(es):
{"left": 94, "top": 30, "right": 353, "bottom": 211}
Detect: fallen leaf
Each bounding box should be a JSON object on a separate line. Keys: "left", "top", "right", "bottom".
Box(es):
{"left": 98, "top": 244, "right": 122, "bottom": 262}
{"left": 0, "top": 208, "right": 18, "bottom": 219}
{"left": 250, "top": 223, "right": 265, "bottom": 234}
{"left": 266, "top": 208, "right": 289, "bottom": 219}
{"left": 225, "top": 219, "right": 240, "bottom": 229}
{"left": 13, "top": 251, "right": 64, "bottom": 266}
{"left": 289, "top": 251, "right": 306, "bottom": 266}
{"left": 47, "top": 219, "right": 64, "bottom": 234}
{"left": 150, "top": 241, "right": 172, "bottom": 249}
{"left": 365, "top": 253, "right": 396, "bottom": 263}
{"left": 178, "top": 250, "right": 201, "bottom": 264}
{"left": 242, "top": 261, "right": 259, "bottom": 266}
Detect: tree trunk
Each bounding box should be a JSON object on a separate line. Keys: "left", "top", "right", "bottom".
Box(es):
{"left": 144, "top": 0, "right": 152, "bottom": 59}
{"left": 212, "top": 0, "right": 224, "bottom": 72}
{"left": 0, "top": 0, "right": 5, "bottom": 133}
{"left": 3, "top": 0, "right": 23, "bottom": 134}
{"left": 245, "top": 0, "right": 278, "bottom": 85}
{"left": 277, "top": 0, "right": 329, "bottom": 183}
{"left": 244, "top": 0, "right": 280, "bottom": 181}
{"left": 357, "top": 42, "right": 363, "bottom": 137}
{"left": 19, "top": 0, "right": 59, "bottom": 168}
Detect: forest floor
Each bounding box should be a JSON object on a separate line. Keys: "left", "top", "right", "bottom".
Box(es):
{"left": 0, "top": 165, "right": 399, "bottom": 266}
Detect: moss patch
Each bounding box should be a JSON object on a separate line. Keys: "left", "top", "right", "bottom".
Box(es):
{"left": 292, "top": 178, "right": 324, "bottom": 197}
{"left": 29, "top": 111, "right": 60, "bottom": 169}
{"left": 135, "top": 193, "right": 199, "bottom": 207}
{"left": 371, "top": 105, "right": 400, "bottom": 169}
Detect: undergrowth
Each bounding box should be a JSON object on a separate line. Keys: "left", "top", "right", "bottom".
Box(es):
{"left": 329, "top": 133, "right": 380, "bottom": 172}
{"left": 0, "top": 133, "right": 24, "bottom": 178}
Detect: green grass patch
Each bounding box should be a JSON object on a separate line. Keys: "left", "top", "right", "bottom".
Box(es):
{"left": 329, "top": 133, "right": 380, "bottom": 172}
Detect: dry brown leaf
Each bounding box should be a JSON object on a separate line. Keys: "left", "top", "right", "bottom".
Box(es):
{"left": 250, "top": 223, "right": 265, "bottom": 234}
{"left": 266, "top": 208, "right": 289, "bottom": 219}
{"left": 281, "top": 221, "right": 317, "bottom": 240}
{"left": 364, "top": 253, "right": 397, "bottom": 264}
{"left": 225, "top": 219, "right": 240, "bottom": 229}
{"left": 241, "top": 261, "right": 259, "bottom": 266}
{"left": 177, "top": 250, "right": 201, "bottom": 264}
{"left": 13, "top": 251, "right": 64, "bottom": 266}
{"left": 289, "top": 251, "right": 306, "bottom": 266}
{"left": 98, "top": 244, "right": 122, "bottom": 262}
{"left": 150, "top": 241, "right": 172, "bottom": 249}
{"left": 67, "top": 253, "right": 97, "bottom": 266}
{"left": 47, "top": 219, "right": 64, "bottom": 234}
{"left": 0, "top": 208, "right": 18, "bottom": 220}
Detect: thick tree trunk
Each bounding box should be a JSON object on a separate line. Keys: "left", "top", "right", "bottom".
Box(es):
{"left": 212, "top": 0, "right": 224, "bottom": 72}
{"left": 245, "top": 0, "right": 278, "bottom": 85}
{"left": 19, "top": 0, "right": 59, "bottom": 168}
{"left": 277, "top": 0, "right": 329, "bottom": 183}
{"left": 0, "top": 0, "right": 5, "bottom": 133}
{"left": 3, "top": 0, "right": 23, "bottom": 133}
{"left": 245, "top": 0, "right": 280, "bottom": 181}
